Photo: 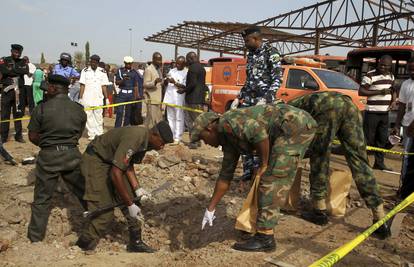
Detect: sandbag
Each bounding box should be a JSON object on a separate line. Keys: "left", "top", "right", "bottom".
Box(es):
{"left": 235, "top": 175, "right": 261, "bottom": 233}
{"left": 326, "top": 169, "right": 352, "bottom": 217}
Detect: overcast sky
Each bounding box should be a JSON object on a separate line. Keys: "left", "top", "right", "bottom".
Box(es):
{"left": 1, "top": 0, "right": 349, "bottom": 64}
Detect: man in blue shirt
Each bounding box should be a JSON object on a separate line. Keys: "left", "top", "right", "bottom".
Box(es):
{"left": 53, "top": 53, "right": 80, "bottom": 81}
{"left": 115, "top": 56, "right": 141, "bottom": 127}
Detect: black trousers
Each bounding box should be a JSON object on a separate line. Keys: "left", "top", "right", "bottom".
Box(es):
{"left": 1, "top": 90, "right": 23, "bottom": 142}
{"left": 363, "top": 111, "right": 388, "bottom": 166}
{"left": 22, "top": 85, "right": 35, "bottom": 114}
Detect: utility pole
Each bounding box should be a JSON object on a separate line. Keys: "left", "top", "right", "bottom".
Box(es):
{"left": 129, "top": 28, "right": 132, "bottom": 56}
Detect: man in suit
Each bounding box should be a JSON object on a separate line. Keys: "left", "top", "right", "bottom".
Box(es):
{"left": 143, "top": 52, "right": 163, "bottom": 128}
{"left": 183, "top": 52, "right": 208, "bottom": 148}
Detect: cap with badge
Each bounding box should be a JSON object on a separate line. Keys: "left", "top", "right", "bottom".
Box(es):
{"left": 90, "top": 54, "right": 101, "bottom": 62}
{"left": 241, "top": 26, "right": 261, "bottom": 38}
{"left": 11, "top": 44, "right": 24, "bottom": 52}
{"left": 123, "top": 56, "right": 134, "bottom": 63}
{"left": 190, "top": 112, "right": 220, "bottom": 142}
{"left": 60, "top": 52, "right": 72, "bottom": 62}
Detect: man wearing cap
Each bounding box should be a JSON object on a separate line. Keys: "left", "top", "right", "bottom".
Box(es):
{"left": 0, "top": 44, "right": 29, "bottom": 143}
{"left": 143, "top": 52, "right": 164, "bottom": 128}
{"left": 115, "top": 56, "right": 141, "bottom": 127}
{"left": 79, "top": 55, "right": 109, "bottom": 140}
{"left": 231, "top": 26, "right": 283, "bottom": 183}
{"left": 53, "top": 52, "right": 80, "bottom": 80}
{"left": 289, "top": 91, "right": 391, "bottom": 239}
{"left": 194, "top": 104, "right": 316, "bottom": 252}
{"left": 27, "top": 75, "right": 87, "bottom": 242}
{"left": 76, "top": 121, "right": 173, "bottom": 252}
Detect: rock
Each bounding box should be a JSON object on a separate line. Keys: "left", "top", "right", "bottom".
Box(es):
{"left": 201, "top": 172, "right": 209, "bottom": 178}
{"left": 0, "top": 229, "right": 18, "bottom": 243}
{"left": 2, "top": 206, "right": 24, "bottom": 224}
{"left": 206, "top": 167, "right": 218, "bottom": 175}
{"left": 182, "top": 176, "right": 192, "bottom": 183}
{"left": 63, "top": 233, "right": 78, "bottom": 248}
{"left": 15, "top": 191, "right": 34, "bottom": 204}
{"left": 157, "top": 155, "right": 180, "bottom": 169}
{"left": 0, "top": 240, "right": 9, "bottom": 252}
{"left": 197, "top": 164, "right": 207, "bottom": 170}
{"left": 164, "top": 239, "right": 171, "bottom": 245}
{"left": 184, "top": 185, "right": 190, "bottom": 191}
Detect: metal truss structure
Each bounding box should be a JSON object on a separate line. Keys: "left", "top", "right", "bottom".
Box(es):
{"left": 145, "top": 0, "right": 414, "bottom": 56}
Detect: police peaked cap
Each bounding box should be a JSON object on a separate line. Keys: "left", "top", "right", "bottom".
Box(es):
{"left": 153, "top": 121, "right": 174, "bottom": 144}
{"left": 11, "top": 44, "right": 24, "bottom": 52}
{"left": 90, "top": 54, "right": 101, "bottom": 62}
{"left": 241, "top": 26, "right": 261, "bottom": 37}
{"left": 60, "top": 52, "right": 72, "bottom": 62}
{"left": 47, "top": 74, "right": 71, "bottom": 87}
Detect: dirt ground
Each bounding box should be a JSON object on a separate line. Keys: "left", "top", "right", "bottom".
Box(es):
{"left": 0, "top": 118, "right": 413, "bottom": 267}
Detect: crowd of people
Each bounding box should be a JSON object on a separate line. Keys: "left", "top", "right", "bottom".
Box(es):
{"left": 0, "top": 25, "right": 413, "bottom": 253}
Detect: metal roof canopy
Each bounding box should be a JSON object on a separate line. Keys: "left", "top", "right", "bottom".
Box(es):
{"left": 145, "top": 0, "right": 414, "bottom": 56}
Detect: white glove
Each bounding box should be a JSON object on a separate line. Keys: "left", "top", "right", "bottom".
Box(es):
{"left": 256, "top": 98, "right": 267, "bottom": 105}
{"left": 135, "top": 187, "right": 150, "bottom": 202}
{"left": 230, "top": 98, "right": 239, "bottom": 110}
{"left": 105, "top": 98, "right": 110, "bottom": 105}
{"left": 128, "top": 203, "right": 142, "bottom": 219}
{"left": 78, "top": 98, "right": 84, "bottom": 105}
{"left": 201, "top": 208, "right": 216, "bottom": 230}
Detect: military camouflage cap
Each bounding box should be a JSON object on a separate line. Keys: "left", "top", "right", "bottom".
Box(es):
{"left": 190, "top": 112, "right": 220, "bottom": 142}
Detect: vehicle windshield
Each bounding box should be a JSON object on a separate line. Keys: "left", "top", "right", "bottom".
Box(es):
{"left": 312, "top": 69, "right": 359, "bottom": 90}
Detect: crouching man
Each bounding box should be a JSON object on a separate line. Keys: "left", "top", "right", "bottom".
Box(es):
{"left": 193, "top": 104, "right": 316, "bottom": 252}
{"left": 76, "top": 121, "right": 173, "bottom": 252}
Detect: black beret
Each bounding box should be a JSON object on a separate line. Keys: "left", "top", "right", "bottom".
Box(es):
{"left": 11, "top": 44, "right": 23, "bottom": 52}
{"left": 90, "top": 54, "right": 100, "bottom": 62}
{"left": 241, "top": 26, "right": 261, "bottom": 37}
{"left": 47, "top": 74, "right": 70, "bottom": 87}
{"left": 154, "top": 121, "right": 174, "bottom": 144}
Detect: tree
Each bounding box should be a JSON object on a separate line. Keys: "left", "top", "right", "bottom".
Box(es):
{"left": 85, "top": 41, "right": 90, "bottom": 62}
{"left": 73, "top": 51, "right": 84, "bottom": 69}
{"left": 40, "top": 52, "right": 46, "bottom": 64}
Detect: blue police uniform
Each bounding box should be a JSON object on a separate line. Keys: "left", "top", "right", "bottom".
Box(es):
{"left": 53, "top": 64, "right": 80, "bottom": 79}
{"left": 115, "top": 68, "right": 141, "bottom": 127}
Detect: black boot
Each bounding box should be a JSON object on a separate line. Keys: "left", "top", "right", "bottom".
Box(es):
{"left": 373, "top": 221, "right": 391, "bottom": 240}
{"left": 75, "top": 235, "right": 97, "bottom": 251}
{"left": 301, "top": 209, "right": 329, "bottom": 226}
{"left": 127, "top": 230, "right": 157, "bottom": 253}
{"left": 232, "top": 233, "right": 276, "bottom": 252}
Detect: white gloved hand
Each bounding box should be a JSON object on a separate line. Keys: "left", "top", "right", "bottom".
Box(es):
{"left": 105, "top": 98, "right": 110, "bottom": 105}
{"left": 128, "top": 203, "right": 142, "bottom": 219}
{"left": 230, "top": 98, "right": 239, "bottom": 110}
{"left": 201, "top": 208, "right": 216, "bottom": 230}
{"left": 78, "top": 98, "right": 84, "bottom": 105}
{"left": 135, "top": 187, "right": 151, "bottom": 202}
{"left": 256, "top": 98, "right": 267, "bottom": 105}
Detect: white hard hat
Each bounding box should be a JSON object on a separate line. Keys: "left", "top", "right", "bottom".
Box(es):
{"left": 123, "top": 56, "right": 134, "bottom": 63}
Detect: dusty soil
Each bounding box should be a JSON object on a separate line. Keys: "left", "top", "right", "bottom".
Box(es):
{"left": 0, "top": 118, "right": 413, "bottom": 267}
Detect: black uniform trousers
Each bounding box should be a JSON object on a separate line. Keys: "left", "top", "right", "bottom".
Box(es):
{"left": 22, "top": 85, "right": 35, "bottom": 113}
{"left": 1, "top": 90, "right": 23, "bottom": 142}
{"left": 27, "top": 148, "right": 86, "bottom": 242}
{"left": 363, "top": 111, "right": 389, "bottom": 167}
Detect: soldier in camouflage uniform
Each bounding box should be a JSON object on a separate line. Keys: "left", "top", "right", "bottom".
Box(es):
{"left": 231, "top": 26, "right": 283, "bottom": 182}
{"left": 289, "top": 92, "right": 390, "bottom": 239}
{"left": 192, "top": 104, "right": 316, "bottom": 252}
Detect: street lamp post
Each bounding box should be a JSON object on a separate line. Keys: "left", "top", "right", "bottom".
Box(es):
{"left": 129, "top": 28, "right": 132, "bottom": 56}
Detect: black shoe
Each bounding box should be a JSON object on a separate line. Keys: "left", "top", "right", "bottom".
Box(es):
{"left": 127, "top": 230, "right": 157, "bottom": 253}
{"left": 75, "top": 236, "right": 97, "bottom": 251}
{"left": 301, "top": 209, "right": 329, "bottom": 226}
{"left": 238, "top": 230, "right": 254, "bottom": 240}
{"left": 232, "top": 233, "right": 276, "bottom": 252}
{"left": 373, "top": 164, "right": 392, "bottom": 171}
{"left": 373, "top": 221, "right": 391, "bottom": 240}
{"left": 15, "top": 137, "right": 25, "bottom": 143}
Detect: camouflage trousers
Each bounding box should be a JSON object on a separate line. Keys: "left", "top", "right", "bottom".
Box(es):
{"left": 309, "top": 97, "right": 383, "bottom": 209}
{"left": 257, "top": 108, "right": 316, "bottom": 229}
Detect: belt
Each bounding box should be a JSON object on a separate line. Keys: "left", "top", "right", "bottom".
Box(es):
{"left": 120, "top": 89, "right": 133, "bottom": 94}
{"left": 41, "top": 145, "right": 77, "bottom": 151}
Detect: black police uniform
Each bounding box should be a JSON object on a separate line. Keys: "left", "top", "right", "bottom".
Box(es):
{"left": 0, "top": 44, "right": 29, "bottom": 142}
{"left": 27, "top": 75, "right": 87, "bottom": 242}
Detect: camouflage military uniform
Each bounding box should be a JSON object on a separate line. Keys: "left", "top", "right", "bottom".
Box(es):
{"left": 289, "top": 92, "right": 383, "bottom": 208}
{"left": 237, "top": 42, "right": 283, "bottom": 181}
{"left": 215, "top": 104, "right": 316, "bottom": 229}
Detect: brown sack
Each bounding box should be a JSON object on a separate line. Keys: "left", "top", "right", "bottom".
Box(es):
{"left": 283, "top": 167, "right": 302, "bottom": 211}
{"left": 326, "top": 169, "right": 352, "bottom": 217}
{"left": 235, "top": 176, "right": 261, "bottom": 234}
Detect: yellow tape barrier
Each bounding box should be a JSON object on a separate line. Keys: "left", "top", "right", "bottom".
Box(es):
{"left": 332, "top": 139, "right": 414, "bottom": 156}
{"left": 309, "top": 191, "right": 414, "bottom": 267}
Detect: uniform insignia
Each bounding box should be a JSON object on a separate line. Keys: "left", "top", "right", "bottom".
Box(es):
{"left": 123, "top": 149, "right": 134, "bottom": 164}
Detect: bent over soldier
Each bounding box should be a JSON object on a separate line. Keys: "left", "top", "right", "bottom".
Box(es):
{"left": 192, "top": 104, "right": 316, "bottom": 252}
{"left": 289, "top": 91, "right": 390, "bottom": 239}
{"left": 27, "top": 75, "right": 87, "bottom": 242}
{"left": 76, "top": 122, "right": 173, "bottom": 253}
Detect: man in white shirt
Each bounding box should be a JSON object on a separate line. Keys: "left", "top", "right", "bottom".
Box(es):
{"left": 79, "top": 55, "right": 109, "bottom": 140}
{"left": 392, "top": 58, "right": 414, "bottom": 194}
{"left": 163, "top": 56, "right": 187, "bottom": 143}
{"left": 23, "top": 56, "right": 36, "bottom": 113}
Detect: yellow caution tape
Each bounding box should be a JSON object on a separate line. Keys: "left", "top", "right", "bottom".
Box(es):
{"left": 83, "top": 100, "right": 145, "bottom": 111}
{"left": 309, "top": 192, "right": 414, "bottom": 267}
{"left": 332, "top": 140, "right": 414, "bottom": 156}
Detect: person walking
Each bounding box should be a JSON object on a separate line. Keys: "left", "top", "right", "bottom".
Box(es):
{"left": 32, "top": 67, "right": 45, "bottom": 106}
{"left": 22, "top": 56, "right": 36, "bottom": 113}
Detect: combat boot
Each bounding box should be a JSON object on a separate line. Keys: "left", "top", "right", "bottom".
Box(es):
{"left": 301, "top": 199, "right": 329, "bottom": 225}
{"left": 75, "top": 235, "right": 97, "bottom": 251}
{"left": 127, "top": 229, "right": 157, "bottom": 253}
{"left": 372, "top": 204, "right": 391, "bottom": 240}
{"left": 232, "top": 233, "right": 276, "bottom": 252}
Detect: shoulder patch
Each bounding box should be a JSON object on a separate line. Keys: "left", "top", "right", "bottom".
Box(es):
{"left": 123, "top": 148, "right": 135, "bottom": 165}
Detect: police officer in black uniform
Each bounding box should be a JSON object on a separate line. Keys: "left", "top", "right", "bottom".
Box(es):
{"left": 0, "top": 44, "right": 29, "bottom": 143}
{"left": 27, "top": 75, "right": 87, "bottom": 242}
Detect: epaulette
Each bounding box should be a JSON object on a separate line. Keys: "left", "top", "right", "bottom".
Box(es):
{"left": 83, "top": 67, "right": 89, "bottom": 72}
